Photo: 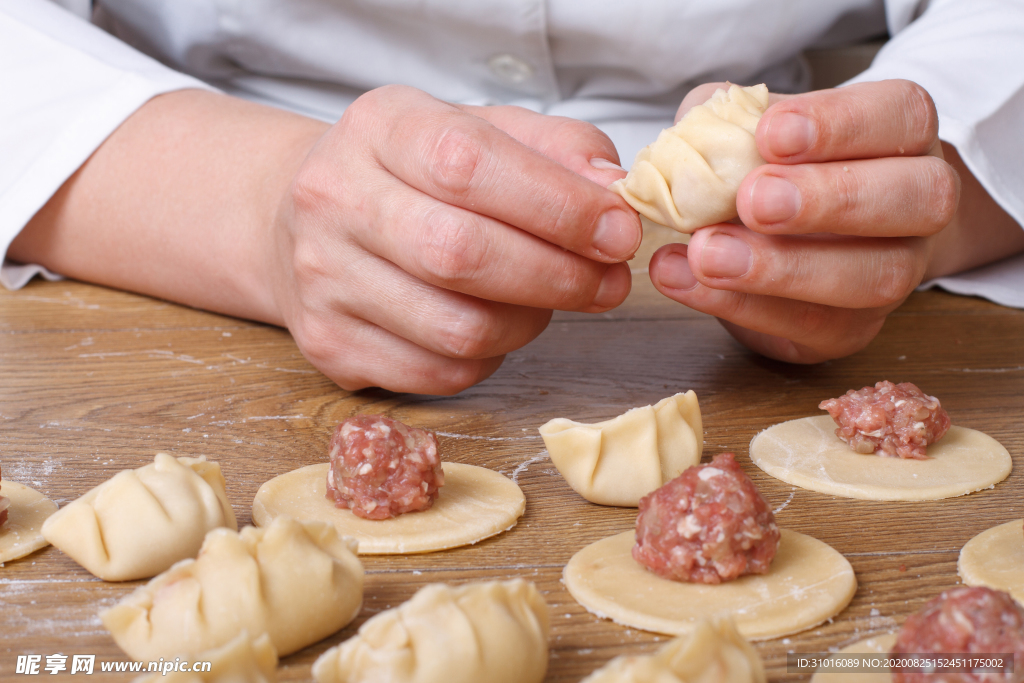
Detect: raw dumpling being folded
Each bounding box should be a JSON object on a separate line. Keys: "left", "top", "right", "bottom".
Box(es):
{"left": 133, "top": 631, "right": 278, "bottom": 683}
{"left": 312, "top": 579, "right": 550, "bottom": 683}
{"left": 101, "top": 516, "right": 364, "bottom": 661}
{"left": 539, "top": 391, "right": 702, "bottom": 507}
{"left": 581, "top": 618, "right": 765, "bottom": 683}
{"left": 42, "top": 453, "right": 236, "bottom": 581}
{"left": 611, "top": 84, "right": 769, "bottom": 233}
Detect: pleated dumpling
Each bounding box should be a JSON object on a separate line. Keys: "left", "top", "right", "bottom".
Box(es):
{"left": 581, "top": 618, "right": 765, "bottom": 683}
{"left": 611, "top": 84, "right": 769, "bottom": 233}
{"left": 101, "top": 516, "right": 364, "bottom": 661}
{"left": 539, "top": 391, "right": 702, "bottom": 507}
{"left": 41, "top": 453, "right": 236, "bottom": 581}
{"left": 312, "top": 579, "right": 550, "bottom": 683}
{"left": 133, "top": 631, "right": 278, "bottom": 683}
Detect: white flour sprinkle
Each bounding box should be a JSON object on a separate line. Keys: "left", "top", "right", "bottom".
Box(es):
{"left": 773, "top": 490, "right": 796, "bottom": 514}
{"left": 511, "top": 452, "right": 550, "bottom": 484}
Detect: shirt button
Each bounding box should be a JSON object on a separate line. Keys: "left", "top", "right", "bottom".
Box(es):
{"left": 487, "top": 54, "right": 535, "bottom": 85}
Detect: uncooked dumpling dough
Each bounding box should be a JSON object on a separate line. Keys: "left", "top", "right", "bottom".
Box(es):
{"left": 312, "top": 579, "right": 550, "bottom": 683}
{"left": 959, "top": 519, "right": 1024, "bottom": 605}
{"left": 252, "top": 462, "right": 524, "bottom": 554}
{"left": 749, "top": 416, "right": 1011, "bottom": 501}
{"left": 134, "top": 631, "right": 278, "bottom": 683}
{"left": 42, "top": 453, "right": 237, "bottom": 581}
{"left": 809, "top": 633, "right": 896, "bottom": 683}
{"left": 539, "top": 391, "right": 702, "bottom": 507}
{"left": 564, "top": 529, "right": 856, "bottom": 640}
{"left": 101, "top": 516, "right": 363, "bottom": 660}
{"left": 610, "top": 84, "right": 769, "bottom": 233}
{"left": 0, "top": 480, "right": 57, "bottom": 563}
{"left": 581, "top": 617, "right": 766, "bottom": 683}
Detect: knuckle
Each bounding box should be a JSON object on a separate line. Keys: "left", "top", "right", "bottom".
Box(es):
{"left": 901, "top": 80, "right": 939, "bottom": 147}
{"left": 539, "top": 187, "right": 582, "bottom": 247}
{"left": 339, "top": 87, "right": 386, "bottom": 134}
{"left": 830, "top": 168, "right": 861, "bottom": 226}
{"left": 922, "top": 159, "right": 960, "bottom": 229}
{"left": 291, "top": 317, "right": 371, "bottom": 389}
{"left": 419, "top": 210, "right": 487, "bottom": 285}
{"left": 289, "top": 164, "right": 336, "bottom": 219}
{"left": 561, "top": 262, "right": 603, "bottom": 310}
{"left": 423, "top": 359, "right": 492, "bottom": 395}
{"left": 555, "top": 116, "right": 615, "bottom": 153}
{"left": 791, "top": 302, "right": 845, "bottom": 341}
{"left": 290, "top": 238, "right": 329, "bottom": 289}
{"left": 435, "top": 303, "right": 501, "bottom": 359}
{"left": 428, "top": 124, "right": 489, "bottom": 200}
{"left": 871, "top": 256, "right": 919, "bottom": 305}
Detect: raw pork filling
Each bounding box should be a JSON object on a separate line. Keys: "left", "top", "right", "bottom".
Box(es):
{"left": 819, "top": 381, "right": 951, "bottom": 460}
{"left": 326, "top": 415, "right": 444, "bottom": 520}
{"left": 892, "top": 586, "right": 1024, "bottom": 683}
{"left": 632, "top": 452, "right": 780, "bottom": 584}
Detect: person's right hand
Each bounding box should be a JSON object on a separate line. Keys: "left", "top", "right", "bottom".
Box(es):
{"left": 268, "top": 85, "right": 640, "bottom": 394}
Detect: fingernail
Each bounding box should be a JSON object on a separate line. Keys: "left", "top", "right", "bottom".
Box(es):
{"left": 701, "top": 234, "right": 751, "bottom": 278}
{"left": 768, "top": 112, "right": 815, "bottom": 157}
{"left": 656, "top": 251, "right": 698, "bottom": 291}
{"left": 590, "top": 158, "right": 626, "bottom": 172}
{"left": 593, "top": 209, "right": 639, "bottom": 259}
{"left": 591, "top": 265, "right": 628, "bottom": 310}
{"left": 751, "top": 175, "right": 800, "bottom": 224}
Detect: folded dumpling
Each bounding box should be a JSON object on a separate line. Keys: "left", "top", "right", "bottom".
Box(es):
{"left": 42, "top": 453, "right": 236, "bottom": 581}
{"left": 611, "top": 84, "right": 769, "bottom": 233}
{"left": 133, "top": 631, "right": 278, "bottom": 683}
{"left": 539, "top": 392, "right": 702, "bottom": 507}
{"left": 102, "top": 516, "right": 364, "bottom": 660}
{"left": 312, "top": 579, "right": 550, "bottom": 683}
{"left": 581, "top": 618, "right": 765, "bottom": 683}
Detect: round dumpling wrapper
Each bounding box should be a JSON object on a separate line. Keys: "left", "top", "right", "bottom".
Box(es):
{"left": 749, "top": 416, "right": 1011, "bottom": 501}
{"left": 563, "top": 529, "right": 856, "bottom": 640}
{"left": 958, "top": 519, "right": 1024, "bottom": 605}
{"left": 0, "top": 480, "right": 57, "bottom": 563}
{"left": 252, "top": 462, "right": 524, "bottom": 554}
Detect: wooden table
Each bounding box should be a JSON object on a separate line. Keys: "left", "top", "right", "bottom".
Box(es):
{"left": 1, "top": 269, "right": 1021, "bottom": 682}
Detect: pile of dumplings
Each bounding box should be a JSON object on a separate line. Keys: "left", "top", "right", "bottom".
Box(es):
{"left": 37, "top": 453, "right": 560, "bottom": 683}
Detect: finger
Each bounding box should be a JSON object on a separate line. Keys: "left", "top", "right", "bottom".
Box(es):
{"left": 716, "top": 320, "right": 856, "bottom": 366}
{"left": 292, "top": 309, "right": 505, "bottom": 394}
{"left": 655, "top": 228, "right": 927, "bottom": 309}
{"left": 346, "top": 85, "right": 641, "bottom": 262}
{"left": 674, "top": 82, "right": 793, "bottom": 122}
{"left": 648, "top": 243, "right": 890, "bottom": 363}
{"left": 321, "top": 248, "right": 554, "bottom": 359}
{"left": 756, "top": 80, "right": 939, "bottom": 163}
{"left": 352, "top": 169, "right": 632, "bottom": 312}
{"left": 460, "top": 104, "right": 629, "bottom": 188}
{"left": 737, "top": 156, "right": 960, "bottom": 237}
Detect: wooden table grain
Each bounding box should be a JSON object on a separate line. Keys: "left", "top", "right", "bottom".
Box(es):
{"left": 1, "top": 271, "right": 1021, "bottom": 682}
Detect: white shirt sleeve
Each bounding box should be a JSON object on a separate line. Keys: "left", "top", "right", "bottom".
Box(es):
{"left": 849, "top": 0, "right": 1024, "bottom": 305}
{"left": 0, "top": 0, "right": 214, "bottom": 289}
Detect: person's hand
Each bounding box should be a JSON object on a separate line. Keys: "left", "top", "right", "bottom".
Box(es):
{"left": 269, "top": 85, "right": 640, "bottom": 393}
{"left": 648, "top": 80, "right": 961, "bottom": 362}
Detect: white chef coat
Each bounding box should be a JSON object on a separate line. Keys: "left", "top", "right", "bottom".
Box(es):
{"left": 1, "top": 0, "right": 1023, "bottom": 305}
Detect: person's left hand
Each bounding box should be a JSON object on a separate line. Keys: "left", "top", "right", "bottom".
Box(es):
{"left": 647, "top": 80, "right": 960, "bottom": 362}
